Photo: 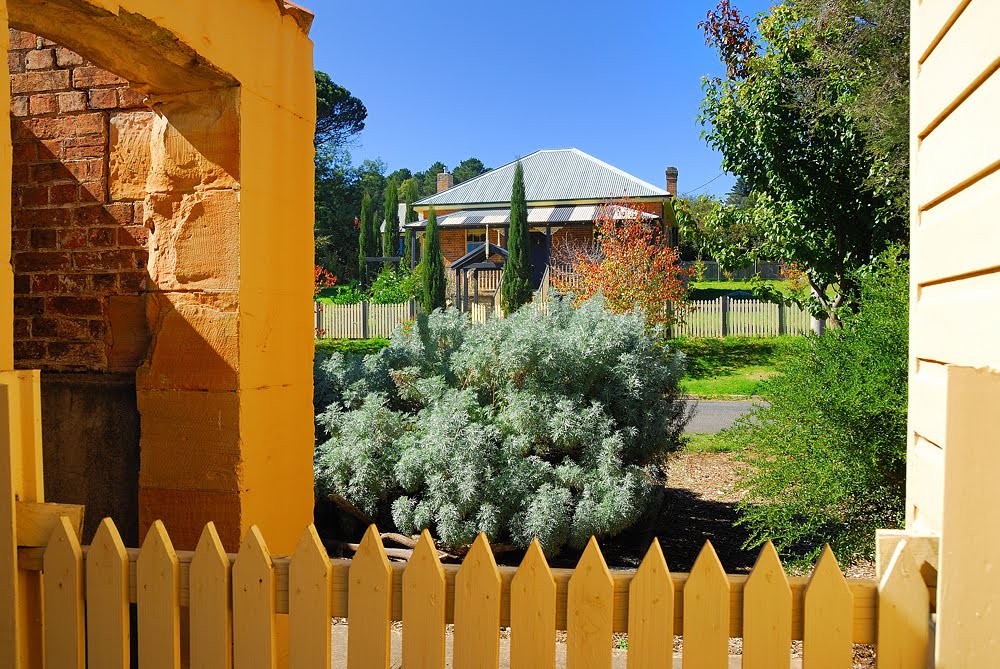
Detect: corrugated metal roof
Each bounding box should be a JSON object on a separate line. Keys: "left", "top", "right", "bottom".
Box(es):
{"left": 404, "top": 204, "right": 657, "bottom": 228}
{"left": 415, "top": 149, "right": 668, "bottom": 207}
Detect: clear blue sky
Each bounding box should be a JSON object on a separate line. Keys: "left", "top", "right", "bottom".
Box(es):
{"left": 302, "top": 1, "right": 773, "bottom": 198}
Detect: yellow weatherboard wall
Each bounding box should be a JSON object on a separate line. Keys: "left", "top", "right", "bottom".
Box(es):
{"left": 909, "top": 0, "right": 1000, "bottom": 664}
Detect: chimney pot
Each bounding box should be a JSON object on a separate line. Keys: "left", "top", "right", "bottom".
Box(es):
{"left": 436, "top": 172, "right": 454, "bottom": 193}
{"left": 665, "top": 166, "right": 678, "bottom": 197}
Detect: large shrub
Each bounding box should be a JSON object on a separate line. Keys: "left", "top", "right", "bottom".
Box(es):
{"left": 727, "top": 249, "right": 908, "bottom": 562}
{"left": 314, "top": 298, "right": 689, "bottom": 554}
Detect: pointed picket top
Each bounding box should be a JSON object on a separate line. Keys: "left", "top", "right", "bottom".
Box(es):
{"left": 877, "top": 540, "right": 930, "bottom": 669}
{"left": 233, "top": 525, "right": 276, "bottom": 669}
{"left": 743, "top": 541, "right": 791, "bottom": 669}
{"left": 290, "top": 525, "right": 332, "bottom": 669}
{"left": 454, "top": 533, "right": 502, "bottom": 669}
{"left": 628, "top": 539, "right": 673, "bottom": 669}
{"left": 86, "top": 518, "right": 130, "bottom": 669}
{"left": 348, "top": 525, "right": 392, "bottom": 669}
{"left": 190, "top": 523, "right": 232, "bottom": 669}
{"left": 137, "top": 520, "right": 181, "bottom": 669}
{"left": 44, "top": 515, "right": 85, "bottom": 669}
{"left": 402, "top": 529, "right": 446, "bottom": 669}
{"left": 510, "top": 539, "right": 556, "bottom": 669}
{"left": 682, "top": 540, "right": 730, "bottom": 669}
{"left": 567, "top": 536, "right": 614, "bottom": 669}
{"left": 803, "top": 545, "right": 852, "bottom": 669}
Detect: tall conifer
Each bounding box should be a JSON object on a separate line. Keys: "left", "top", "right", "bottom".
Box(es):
{"left": 358, "top": 192, "right": 373, "bottom": 275}
{"left": 382, "top": 181, "right": 400, "bottom": 258}
{"left": 422, "top": 207, "right": 446, "bottom": 312}
{"left": 403, "top": 182, "right": 417, "bottom": 268}
{"left": 501, "top": 160, "right": 533, "bottom": 314}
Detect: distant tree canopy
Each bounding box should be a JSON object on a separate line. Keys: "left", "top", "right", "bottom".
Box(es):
{"left": 315, "top": 71, "right": 367, "bottom": 149}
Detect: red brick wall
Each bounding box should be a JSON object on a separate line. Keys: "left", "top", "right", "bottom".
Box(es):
{"left": 10, "top": 29, "right": 152, "bottom": 372}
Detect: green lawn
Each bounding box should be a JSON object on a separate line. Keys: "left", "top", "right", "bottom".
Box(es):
{"left": 683, "top": 432, "right": 739, "bottom": 453}
{"left": 688, "top": 279, "right": 796, "bottom": 301}
{"left": 315, "top": 338, "right": 389, "bottom": 356}
{"left": 671, "top": 335, "right": 800, "bottom": 399}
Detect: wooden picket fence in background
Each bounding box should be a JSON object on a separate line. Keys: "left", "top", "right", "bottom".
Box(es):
{"left": 315, "top": 302, "right": 415, "bottom": 339}
{"left": 21, "top": 516, "right": 931, "bottom": 668}
{"left": 673, "top": 297, "right": 812, "bottom": 338}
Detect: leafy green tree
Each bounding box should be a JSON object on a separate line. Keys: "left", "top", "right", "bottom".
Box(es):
{"left": 421, "top": 207, "right": 446, "bottom": 312}
{"left": 358, "top": 192, "right": 373, "bottom": 275}
{"left": 699, "top": 1, "right": 906, "bottom": 318}
{"left": 382, "top": 181, "right": 400, "bottom": 258}
{"left": 315, "top": 71, "right": 367, "bottom": 149}
{"left": 402, "top": 181, "right": 417, "bottom": 268}
{"left": 500, "top": 161, "right": 533, "bottom": 315}
{"left": 726, "top": 249, "right": 909, "bottom": 563}
{"left": 452, "top": 157, "right": 490, "bottom": 184}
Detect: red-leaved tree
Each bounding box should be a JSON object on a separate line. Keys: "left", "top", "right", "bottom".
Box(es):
{"left": 551, "top": 201, "right": 692, "bottom": 330}
{"left": 314, "top": 265, "right": 337, "bottom": 297}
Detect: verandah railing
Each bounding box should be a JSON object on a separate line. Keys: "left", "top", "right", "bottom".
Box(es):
{"left": 24, "top": 516, "right": 931, "bottom": 668}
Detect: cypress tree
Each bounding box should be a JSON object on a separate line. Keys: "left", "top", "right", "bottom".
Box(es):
{"left": 422, "top": 207, "right": 446, "bottom": 312}
{"left": 382, "top": 181, "right": 400, "bottom": 258}
{"left": 358, "top": 192, "right": 373, "bottom": 275}
{"left": 403, "top": 182, "right": 417, "bottom": 268}
{"left": 364, "top": 193, "right": 380, "bottom": 260}
{"left": 500, "top": 160, "right": 533, "bottom": 315}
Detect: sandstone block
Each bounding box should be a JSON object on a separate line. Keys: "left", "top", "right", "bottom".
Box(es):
{"left": 109, "top": 111, "right": 153, "bottom": 201}
{"left": 138, "top": 487, "right": 241, "bottom": 552}
{"left": 107, "top": 295, "right": 150, "bottom": 371}
{"left": 137, "top": 291, "right": 239, "bottom": 392}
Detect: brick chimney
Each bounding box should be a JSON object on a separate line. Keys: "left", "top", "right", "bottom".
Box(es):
{"left": 665, "top": 166, "right": 678, "bottom": 196}
{"left": 436, "top": 171, "right": 454, "bottom": 193}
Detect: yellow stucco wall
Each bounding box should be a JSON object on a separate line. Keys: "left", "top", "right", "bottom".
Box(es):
{"left": 909, "top": 0, "right": 1000, "bottom": 664}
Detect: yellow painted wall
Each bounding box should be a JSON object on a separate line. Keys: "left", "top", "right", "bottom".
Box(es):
{"left": 909, "top": 0, "right": 1000, "bottom": 664}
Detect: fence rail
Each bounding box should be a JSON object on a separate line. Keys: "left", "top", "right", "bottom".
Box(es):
{"left": 22, "top": 516, "right": 930, "bottom": 668}
{"left": 674, "top": 297, "right": 812, "bottom": 337}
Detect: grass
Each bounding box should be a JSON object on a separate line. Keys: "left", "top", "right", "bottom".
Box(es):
{"left": 683, "top": 432, "right": 739, "bottom": 453}
{"left": 315, "top": 338, "right": 390, "bottom": 356}
{"left": 688, "top": 279, "right": 797, "bottom": 301}
{"left": 671, "top": 335, "right": 801, "bottom": 399}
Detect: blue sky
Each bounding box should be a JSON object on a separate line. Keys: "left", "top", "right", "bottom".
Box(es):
{"left": 303, "top": 1, "right": 774, "bottom": 198}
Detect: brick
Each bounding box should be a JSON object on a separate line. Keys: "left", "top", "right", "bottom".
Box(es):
{"left": 28, "top": 94, "right": 57, "bottom": 115}
{"left": 12, "top": 142, "right": 37, "bottom": 163}
{"left": 118, "top": 87, "right": 148, "bottom": 109}
{"left": 8, "top": 52, "right": 24, "bottom": 74}
{"left": 72, "top": 206, "right": 112, "bottom": 228}
{"left": 48, "top": 183, "right": 79, "bottom": 205}
{"left": 57, "top": 228, "right": 88, "bottom": 249}
{"left": 13, "top": 275, "right": 30, "bottom": 295}
{"left": 46, "top": 296, "right": 102, "bottom": 317}
{"left": 11, "top": 70, "right": 71, "bottom": 94}
{"left": 38, "top": 140, "right": 62, "bottom": 159}
{"left": 15, "top": 252, "right": 72, "bottom": 272}
{"left": 79, "top": 181, "right": 109, "bottom": 204}
{"left": 30, "top": 228, "right": 58, "bottom": 250}
{"left": 119, "top": 225, "right": 149, "bottom": 247}
{"left": 72, "top": 66, "right": 126, "bottom": 89}
{"left": 11, "top": 97, "right": 29, "bottom": 117}
{"left": 14, "top": 340, "right": 47, "bottom": 361}
{"left": 57, "top": 318, "right": 94, "bottom": 341}
{"left": 45, "top": 341, "right": 104, "bottom": 367}
{"left": 12, "top": 231, "right": 31, "bottom": 252}
{"left": 30, "top": 162, "right": 72, "bottom": 184}
{"left": 57, "top": 91, "right": 87, "bottom": 113}
{"left": 14, "top": 297, "right": 45, "bottom": 316}
{"left": 13, "top": 319, "right": 31, "bottom": 339}
{"left": 14, "top": 208, "right": 67, "bottom": 229}
{"left": 119, "top": 272, "right": 147, "bottom": 293}
{"left": 25, "top": 48, "right": 55, "bottom": 71}
{"left": 30, "top": 274, "right": 62, "bottom": 293}
{"left": 63, "top": 138, "right": 106, "bottom": 160}
{"left": 18, "top": 186, "right": 48, "bottom": 207}
{"left": 11, "top": 164, "right": 31, "bottom": 184}
{"left": 64, "top": 158, "right": 105, "bottom": 181}
{"left": 104, "top": 203, "right": 134, "bottom": 225}
{"left": 9, "top": 29, "right": 38, "bottom": 50}
{"left": 54, "top": 47, "right": 84, "bottom": 68}
{"left": 73, "top": 250, "right": 137, "bottom": 271}
{"left": 31, "top": 317, "right": 59, "bottom": 338}
{"left": 91, "top": 273, "right": 119, "bottom": 291}
{"left": 87, "top": 227, "right": 116, "bottom": 248}
{"left": 33, "top": 273, "right": 86, "bottom": 294}
{"left": 88, "top": 88, "right": 119, "bottom": 110}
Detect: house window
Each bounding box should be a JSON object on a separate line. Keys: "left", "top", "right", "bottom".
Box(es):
{"left": 466, "top": 231, "right": 487, "bottom": 254}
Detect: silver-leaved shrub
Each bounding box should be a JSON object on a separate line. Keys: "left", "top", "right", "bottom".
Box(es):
{"left": 314, "top": 297, "right": 689, "bottom": 555}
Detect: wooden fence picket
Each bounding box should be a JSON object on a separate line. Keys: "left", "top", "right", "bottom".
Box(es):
{"left": 347, "top": 525, "right": 392, "bottom": 669}
{"left": 627, "top": 540, "right": 673, "bottom": 669}
{"left": 743, "top": 541, "right": 791, "bottom": 669}
{"left": 876, "top": 541, "right": 930, "bottom": 668}
{"left": 43, "top": 516, "right": 84, "bottom": 669}
{"left": 233, "top": 526, "right": 276, "bottom": 669}
{"left": 402, "top": 529, "right": 446, "bottom": 669}
{"left": 86, "top": 518, "right": 130, "bottom": 669}
{"left": 682, "top": 541, "right": 729, "bottom": 669}
{"left": 289, "top": 525, "right": 332, "bottom": 669}
{"left": 567, "top": 536, "right": 614, "bottom": 669}
{"left": 190, "top": 522, "right": 233, "bottom": 669}
{"left": 453, "top": 533, "right": 502, "bottom": 669}
{"left": 510, "top": 539, "right": 556, "bottom": 669}
{"left": 137, "top": 520, "right": 181, "bottom": 669}
{"left": 803, "top": 545, "right": 853, "bottom": 669}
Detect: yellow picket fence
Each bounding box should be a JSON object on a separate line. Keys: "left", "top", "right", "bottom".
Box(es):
{"left": 20, "top": 516, "right": 932, "bottom": 668}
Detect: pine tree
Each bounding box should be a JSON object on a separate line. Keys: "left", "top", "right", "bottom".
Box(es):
{"left": 403, "top": 182, "right": 417, "bottom": 268}
{"left": 422, "top": 207, "right": 446, "bottom": 312}
{"left": 382, "top": 181, "right": 400, "bottom": 258}
{"left": 501, "top": 161, "right": 533, "bottom": 315}
{"left": 358, "top": 193, "right": 373, "bottom": 275}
